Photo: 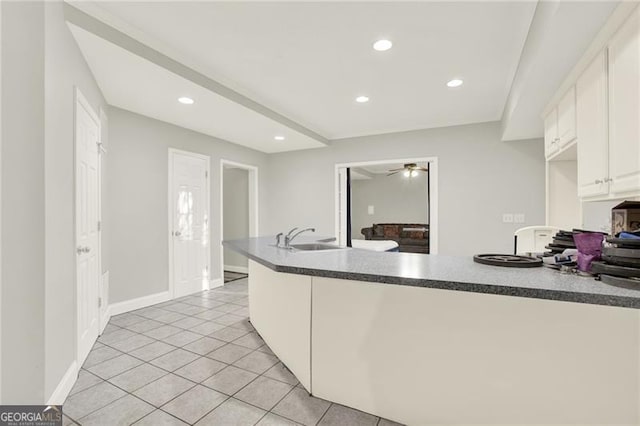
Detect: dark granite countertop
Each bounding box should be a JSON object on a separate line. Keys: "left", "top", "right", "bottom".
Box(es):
{"left": 223, "top": 237, "right": 640, "bottom": 309}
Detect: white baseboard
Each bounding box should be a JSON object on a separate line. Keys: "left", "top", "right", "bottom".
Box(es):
{"left": 210, "top": 278, "right": 223, "bottom": 289}
{"left": 99, "top": 271, "right": 111, "bottom": 333}
{"left": 100, "top": 305, "right": 111, "bottom": 334}
{"left": 224, "top": 265, "right": 249, "bottom": 274}
{"left": 47, "top": 361, "right": 78, "bottom": 405}
{"left": 109, "top": 291, "right": 171, "bottom": 316}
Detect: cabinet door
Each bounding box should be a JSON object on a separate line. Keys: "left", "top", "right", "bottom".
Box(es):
{"left": 609, "top": 8, "right": 640, "bottom": 195}
{"left": 558, "top": 87, "right": 577, "bottom": 148}
{"left": 577, "top": 51, "right": 609, "bottom": 198}
{"left": 544, "top": 109, "right": 558, "bottom": 159}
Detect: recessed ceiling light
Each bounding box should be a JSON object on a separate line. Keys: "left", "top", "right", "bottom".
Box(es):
{"left": 446, "top": 79, "right": 463, "bottom": 88}
{"left": 355, "top": 96, "right": 370, "bottom": 103}
{"left": 274, "top": 135, "right": 285, "bottom": 141}
{"left": 373, "top": 39, "right": 393, "bottom": 51}
{"left": 178, "top": 96, "right": 194, "bottom": 104}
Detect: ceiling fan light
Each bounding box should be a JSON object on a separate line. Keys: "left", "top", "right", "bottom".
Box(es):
{"left": 410, "top": 170, "right": 418, "bottom": 178}
{"left": 403, "top": 170, "right": 411, "bottom": 178}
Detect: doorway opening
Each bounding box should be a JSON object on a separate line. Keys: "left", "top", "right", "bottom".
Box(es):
{"left": 335, "top": 157, "right": 438, "bottom": 254}
{"left": 220, "top": 160, "right": 258, "bottom": 286}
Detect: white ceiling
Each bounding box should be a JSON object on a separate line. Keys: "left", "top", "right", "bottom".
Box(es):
{"left": 67, "top": 1, "right": 622, "bottom": 152}
{"left": 73, "top": 1, "right": 536, "bottom": 143}
{"left": 351, "top": 162, "right": 428, "bottom": 179}
{"left": 68, "top": 23, "right": 326, "bottom": 153}
{"left": 360, "top": 162, "right": 428, "bottom": 174}
{"left": 501, "top": 1, "right": 619, "bottom": 141}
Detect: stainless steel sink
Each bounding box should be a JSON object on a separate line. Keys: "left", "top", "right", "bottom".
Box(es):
{"left": 290, "top": 243, "right": 345, "bottom": 251}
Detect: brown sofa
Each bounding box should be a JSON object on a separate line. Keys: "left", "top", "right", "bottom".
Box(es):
{"left": 361, "top": 223, "right": 429, "bottom": 253}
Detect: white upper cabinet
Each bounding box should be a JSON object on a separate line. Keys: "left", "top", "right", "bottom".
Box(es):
{"left": 577, "top": 51, "right": 609, "bottom": 198}
{"left": 608, "top": 8, "right": 640, "bottom": 195}
{"left": 557, "top": 87, "right": 577, "bottom": 148}
{"left": 544, "top": 109, "right": 559, "bottom": 159}
{"left": 544, "top": 86, "right": 576, "bottom": 159}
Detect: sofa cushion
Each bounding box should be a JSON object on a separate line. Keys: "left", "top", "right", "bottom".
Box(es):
{"left": 383, "top": 225, "right": 401, "bottom": 238}
{"left": 401, "top": 230, "right": 427, "bottom": 239}
{"left": 399, "top": 238, "right": 428, "bottom": 246}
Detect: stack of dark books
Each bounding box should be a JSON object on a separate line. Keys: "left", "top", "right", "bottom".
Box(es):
{"left": 592, "top": 234, "right": 640, "bottom": 288}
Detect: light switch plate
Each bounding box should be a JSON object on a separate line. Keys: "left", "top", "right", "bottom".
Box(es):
{"left": 503, "top": 213, "right": 514, "bottom": 223}
{"left": 514, "top": 213, "right": 525, "bottom": 224}
{"left": 368, "top": 205, "right": 375, "bottom": 215}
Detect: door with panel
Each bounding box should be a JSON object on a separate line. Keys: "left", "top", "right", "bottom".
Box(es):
{"left": 170, "top": 151, "right": 210, "bottom": 298}
{"left": 608, "top": 7, "right": 640, "bottom": 195}
{"left": 76, "top": 91, "right": 100, "bottom": 366}
{"left": 577, "top": 50, "right": 609, "bottom": 198}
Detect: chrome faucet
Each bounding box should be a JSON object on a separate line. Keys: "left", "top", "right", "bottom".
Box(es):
{"left": 285, "top": 228, "right": 316, "bottom": 248}
{"left": 275, "top": 232, "right": 284, "bottom": 247}
{"left": 286, "top": 227, "right": 298, "bottom": 239}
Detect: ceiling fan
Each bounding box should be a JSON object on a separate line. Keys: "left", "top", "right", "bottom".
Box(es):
{"left": 387, "top": 163, "right": 428, "bottom": 177}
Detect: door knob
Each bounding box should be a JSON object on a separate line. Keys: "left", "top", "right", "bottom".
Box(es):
{"left": 174, "top": 231, "right": 182, "bottom": 237}
{"left": 76, "top": 246, "right": 91, "bottom": 254}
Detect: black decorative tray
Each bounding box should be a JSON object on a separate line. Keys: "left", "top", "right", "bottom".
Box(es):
{"left": 473, "top": 254, "right": 542, "bottom": 268}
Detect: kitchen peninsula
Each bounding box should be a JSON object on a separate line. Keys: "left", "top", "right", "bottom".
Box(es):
{"left": 224, "top": 237, "right": 640, "bottom": 425}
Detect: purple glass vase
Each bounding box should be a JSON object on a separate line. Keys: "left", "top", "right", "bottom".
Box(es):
{"left": 573, "top": 232, "right": 605, "bottom": 272}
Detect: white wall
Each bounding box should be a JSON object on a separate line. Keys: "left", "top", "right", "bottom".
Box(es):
{"left": 351, "top": 172, "right": 428, "bottom": 240}
{"left": 266, "top": 121, "right": 545, "bottom": 256}
{"left": 43, "top": 0, "right": 107, "bottom": 400}
{"left": 1, "top": 1, "right": 45, "bottom": 403}
{"left": 1, "top": 0, "right": 108, "bottom": 403}
{"left": 547, "top": 160, "right": 580, "bottom": 230}
{"left": 107, "top": 107, "right": 267, "bottom": 304}
{"left": 223, "top": 167, "right": 249, "bottom": 269}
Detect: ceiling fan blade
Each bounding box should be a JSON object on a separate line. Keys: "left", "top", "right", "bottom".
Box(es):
{"left": 387, "top": 171, "right": 400, "bottom": 176}
{"left": 387, "top": 167, "right": 404, "bottom": 172}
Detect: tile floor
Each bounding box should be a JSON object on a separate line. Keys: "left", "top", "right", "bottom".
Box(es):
{"left": 63, "top": 278, "right": 402, "bottom": 426}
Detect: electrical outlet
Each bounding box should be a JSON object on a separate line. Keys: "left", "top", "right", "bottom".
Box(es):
{"left": 502, "top": 213, "right": 514, "bottom": 223}
{"left": 368, "top": 205, "right": 375, "bottom": 215}
{"left": 514, "top": 213, "right": 525, "bottom": 224}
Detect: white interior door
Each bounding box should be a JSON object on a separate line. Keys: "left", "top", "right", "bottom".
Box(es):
{"left": 76, "top": 90, "right": 100, "bottom": 366}
{"left": 170, "top": 150, "right": 210, "bottom": 298}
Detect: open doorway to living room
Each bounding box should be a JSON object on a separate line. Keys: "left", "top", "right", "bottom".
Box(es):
{"left": 335, "top": 158, "right": 438, "bottom": 254}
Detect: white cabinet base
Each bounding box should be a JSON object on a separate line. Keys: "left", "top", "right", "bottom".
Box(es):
{"left": 312, "top": 277, "right": 640, "bottom": 425}
{"left": 248, "top": 261, "right": 311, "bottom": 390}
{"left": 249, "top": 261, "right": 640, "bottom": 425}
